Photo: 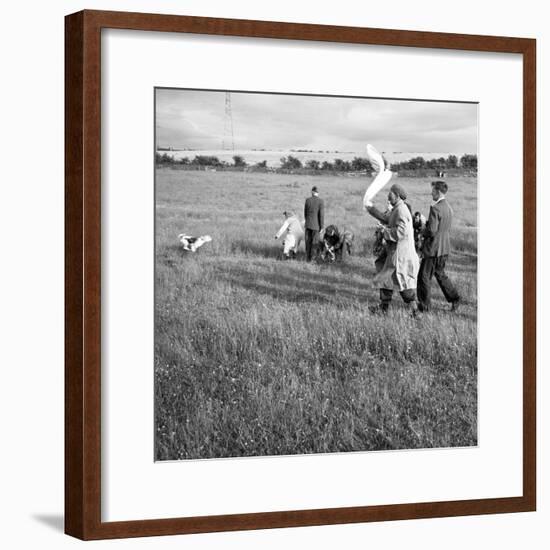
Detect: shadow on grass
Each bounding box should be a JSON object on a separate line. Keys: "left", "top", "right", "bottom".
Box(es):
{"left": 219, "top": 260, "right": 376, "bottom": 307}
{"left": 217, "top": 255, "right": 477, "bottom": 322}
{"left": 156, "top": 237, "right": 477, "bottom": 318}
{"left": 156, "top": 243, "right": 214, "bottom": 267}
{"left": 231, "top": 239, "right": 282, "bottom": 259}
{"left": 447, "top": 252, "right": 478, "bottom": 274}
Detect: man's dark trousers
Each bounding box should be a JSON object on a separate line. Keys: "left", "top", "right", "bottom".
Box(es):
{"left": 305, "top": 229, "right": 319, "bottom": 262}
{"left": 417, "top": 255, "right": 459, "bottom": 311}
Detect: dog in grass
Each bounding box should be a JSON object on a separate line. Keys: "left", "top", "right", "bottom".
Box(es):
{"left": 178, "top": 234, "right": 212, "bottom": 252}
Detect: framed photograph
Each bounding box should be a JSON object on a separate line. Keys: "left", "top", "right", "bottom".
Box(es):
{"left": 65, "top": 10, "right": 536, "bottom": 540}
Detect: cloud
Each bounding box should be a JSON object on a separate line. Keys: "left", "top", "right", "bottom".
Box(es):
{"left": 155, "top": 88, "right": 477, "bottom": 153}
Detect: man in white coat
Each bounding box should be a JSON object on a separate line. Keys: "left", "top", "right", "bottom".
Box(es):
{"left": 366, "top": 183, "right": 419, "bottom": 314}
{"left": 274, "top": 211, "right": 305, "bottom": 259}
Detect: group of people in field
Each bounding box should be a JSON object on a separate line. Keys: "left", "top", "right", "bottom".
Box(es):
{"left": 275, "top": 186, "right": 354, "bottom": 263}
{"left": 274, "top": 180, "right": 461, "bottom": 314}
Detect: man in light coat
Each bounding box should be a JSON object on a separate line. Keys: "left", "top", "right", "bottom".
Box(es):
{"left": 274, "top": 210, "right": 304, "bottom": 259}
{"left": 366, "top": 183, "right": 419, "bottom": 314}
{"left": 417, "top": 180, "right": 460, "bottom": 312}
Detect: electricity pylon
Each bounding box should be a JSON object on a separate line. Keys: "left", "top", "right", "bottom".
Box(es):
{"left": 222, "top": 92, "right": 235, "bottom": 151}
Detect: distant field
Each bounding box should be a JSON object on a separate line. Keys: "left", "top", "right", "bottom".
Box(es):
{"left": 155, "top": 168, "right": 478, "bottom": 460}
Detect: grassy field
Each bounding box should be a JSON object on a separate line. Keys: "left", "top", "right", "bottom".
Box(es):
{"left": 155, "top": 168, "right": 478, "bottom": 460}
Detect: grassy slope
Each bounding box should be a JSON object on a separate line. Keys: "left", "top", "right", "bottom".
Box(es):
{"left": 155, "top": 169, "right": 477, "bottom": 460}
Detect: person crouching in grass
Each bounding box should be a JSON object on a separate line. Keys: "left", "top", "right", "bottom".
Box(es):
{"left": 274, "top": 210, "right": 304, "bottom": 259}
{"left": 320, "top": 224, "right": 354, "bottom": 262}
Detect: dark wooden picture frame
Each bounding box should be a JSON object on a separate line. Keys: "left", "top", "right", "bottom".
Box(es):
{"left": 65, "top": 9, "right": 536, "bottom": 540}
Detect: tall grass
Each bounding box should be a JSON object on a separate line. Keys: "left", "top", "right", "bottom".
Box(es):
{"left": 155, "top": 169, "right": 477, "bottom": 460}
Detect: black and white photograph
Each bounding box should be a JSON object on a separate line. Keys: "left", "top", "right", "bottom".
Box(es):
{"left": 154, "top": 88, "right": 478, "bottom": 461}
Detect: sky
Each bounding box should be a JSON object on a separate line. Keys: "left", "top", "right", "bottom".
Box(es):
{"left": 155, "top": 88, "right": 477, "bottom": 154}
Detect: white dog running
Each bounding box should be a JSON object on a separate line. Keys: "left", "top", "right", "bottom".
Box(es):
{"left": 178, "top": 234, "right": 212, "bottom": 252}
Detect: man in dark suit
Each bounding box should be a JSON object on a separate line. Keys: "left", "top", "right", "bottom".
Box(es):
{"left": 304, "top": 186, "right": 324, "bottom": 261}
{"left": 417, "top": 180, "right": 460, "bottom": 312}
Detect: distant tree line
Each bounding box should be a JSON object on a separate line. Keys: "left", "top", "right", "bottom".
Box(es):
{"left": 281, "top": 155, "right": 374, "bottom": 172}
{"left": 156, "top": 152, "right": 477, "bottom": 172}
{"left": 156, "top": 152, "right": 376, "bottom": 171}
{"left": 390, "top": 154, "right": 477, "bottom": 171}
{"left": 156, "top": 152, "right": 252, "bottom": 168}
